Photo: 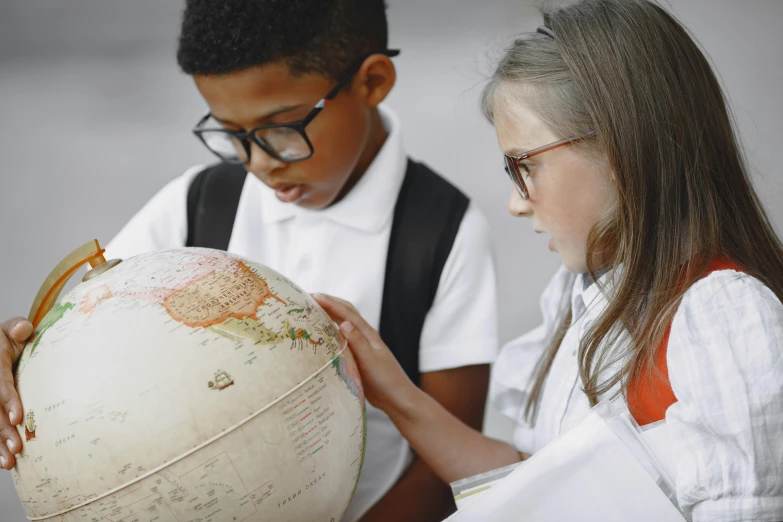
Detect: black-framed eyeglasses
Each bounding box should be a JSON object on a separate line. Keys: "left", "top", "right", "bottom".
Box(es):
{"left": 193, "top": 49, "right": 401, "bottom": 164}
{"left": 504, "top": 129, "right": 597, "bottom": 199}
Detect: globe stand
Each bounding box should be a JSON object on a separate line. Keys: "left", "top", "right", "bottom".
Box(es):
{"left": 27, "top": 240, "right": 122, "bottom": 328}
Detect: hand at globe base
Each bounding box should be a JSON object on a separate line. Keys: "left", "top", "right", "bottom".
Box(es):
{"left": 0, "top": 317, "right": 32, "bottom": 470}
{"left": 313, "top": 294, "right": 524, "bottom": 485}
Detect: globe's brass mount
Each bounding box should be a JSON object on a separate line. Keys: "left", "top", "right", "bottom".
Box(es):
{"left": 82, "top": 258, "right": 122, "bottom": 282}
{"left": 28, "top": 240, "right": 122, "bottom": 328}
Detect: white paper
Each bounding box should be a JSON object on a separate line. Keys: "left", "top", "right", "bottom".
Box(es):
{"left": 446, "top": 409, "right": 685, "bottom": 521}
{"left": 640, "top": 421, "right": 677, "bottom": 483}
{"left": 451, "top": 462, "right": 522, "bottom": 509}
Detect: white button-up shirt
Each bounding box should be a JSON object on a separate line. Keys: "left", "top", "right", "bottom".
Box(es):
{"left": 107, "top": 105, "right": 499, "bottom": 521}
{"left": 491, "top": 264, "right": 783, "bottom": 521}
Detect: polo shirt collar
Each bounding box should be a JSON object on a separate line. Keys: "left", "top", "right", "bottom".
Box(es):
{"left": 571, "top": 267, "right": 617, "bottom": 320}
{"left": 256, "top": 104, "right": 406, "bottom": 233}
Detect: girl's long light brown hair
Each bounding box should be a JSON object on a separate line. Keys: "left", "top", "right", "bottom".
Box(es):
{"left": 482, "top": 0, "right": 783, "bottom": 416}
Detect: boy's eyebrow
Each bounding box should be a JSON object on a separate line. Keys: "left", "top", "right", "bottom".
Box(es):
{"left": 211, "top": 104, "right": 309, "bottom": 126}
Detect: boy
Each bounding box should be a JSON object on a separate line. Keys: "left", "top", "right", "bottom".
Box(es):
{"left": 0, "top": 1, "right": 498, "bottom": 521}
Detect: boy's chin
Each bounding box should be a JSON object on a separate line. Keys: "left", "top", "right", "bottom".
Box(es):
{"left": 291, "top": 191, "right": 331, "bottom": 211}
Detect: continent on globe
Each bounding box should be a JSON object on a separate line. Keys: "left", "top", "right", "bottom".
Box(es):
{"left": 29, "top": 300, "right": 74, "bottom": 356}
{"left": 163, "top": 261, "right": 286, "bottom": 328}
{"left": 79, "top": 284, "right": 113, "bottom": 316}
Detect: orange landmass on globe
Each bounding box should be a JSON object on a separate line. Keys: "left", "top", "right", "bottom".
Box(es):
{"left": 117, "top": 250, "right": 250, "bottom": 303}
{"left": 163, "top": 262, "right": 286, "bottom": 328}
{"left": 79, "top": 285, "right": 114, "bottom": 316}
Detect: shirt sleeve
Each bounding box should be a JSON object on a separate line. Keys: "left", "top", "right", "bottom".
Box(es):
{"left": 488, "top": 264, "right": 573, "bottom": 451}
{"left": 666, "top": 270, "right": 783, "bottom": 522}
{"left": 105, "top": 165, "right": 204, "bottom": 260}
{"left": 417, "top": 203, "right": 499, "bottom": 372}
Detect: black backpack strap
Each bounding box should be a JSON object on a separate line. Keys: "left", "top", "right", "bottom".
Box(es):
{"left": 379, "top": 159, "right": 470, "bottom": 387}
{"left": 185, "top": 163, "right": 248, "bottom": 250}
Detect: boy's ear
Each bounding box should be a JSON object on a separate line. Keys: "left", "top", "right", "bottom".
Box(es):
{"left": 353, "top": 54, "right": 397, "bottom": 108}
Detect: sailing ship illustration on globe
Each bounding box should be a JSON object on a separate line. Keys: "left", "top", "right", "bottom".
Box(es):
{"left": 24, "top": 410, "right": 36, "bottom": 441}
{"left": 208, "top": 370, "right": 235, "bottom": 391}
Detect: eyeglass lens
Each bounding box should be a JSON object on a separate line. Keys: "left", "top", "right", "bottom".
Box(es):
{"left": 504, "top": 156, "right": 529, "bottom": 199}
{"left": 199, "top": 123, "right": 312, "bottom": 163}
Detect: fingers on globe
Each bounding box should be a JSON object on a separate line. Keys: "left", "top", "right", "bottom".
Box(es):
{"left": 2, "top": 317, "right": 32, "bottom": 359}
{"left": 0, "top": 319, "right": 26, "bottom": 470}
{"left": 1, "top": 319, "right": 26, "bottom": 422}
{"left": 9, "top": 319, "right": 33, "bottom": 344}
{"left": 0, "top": 374, "right": 20, "bottom": 470}
{"left": 314, "top": 295, "right": 384, "bottom": 349}
{"left": 313, "top": 294, "right": 356, "bottom": 317}
{"left": 338, "top": 321, "right": 376, "bottom": 360}
{"left": 0, "top": 402, "right": 21, "bottom": 469}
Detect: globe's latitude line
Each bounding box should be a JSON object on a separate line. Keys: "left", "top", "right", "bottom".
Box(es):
{"left": 26, "top": 339, "right": 352, "bottom": 521}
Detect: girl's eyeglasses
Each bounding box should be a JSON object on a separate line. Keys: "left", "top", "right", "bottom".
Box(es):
{"left": 504, "top": 129, "right": 597, "bottom": 199}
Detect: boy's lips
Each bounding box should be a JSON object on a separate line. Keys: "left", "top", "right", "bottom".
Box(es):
{"left": 272, "top": 183, "right": 304, "bottom": 203}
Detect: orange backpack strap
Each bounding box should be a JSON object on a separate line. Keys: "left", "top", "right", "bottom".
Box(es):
{"left": 627, "top": 258, "right": 744, "bottom": 426}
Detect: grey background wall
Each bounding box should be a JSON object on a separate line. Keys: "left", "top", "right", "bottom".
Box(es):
{"left": 1, "top": 1, "right": 781, "bottom": 519}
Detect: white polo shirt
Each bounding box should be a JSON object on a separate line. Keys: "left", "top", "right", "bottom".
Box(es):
{"left": 106, "top": 105, "right": 499, "bottom": 521}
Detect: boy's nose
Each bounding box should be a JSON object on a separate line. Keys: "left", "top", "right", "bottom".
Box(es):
{"left": 508, "top": 187, "right": 533, "bottom": 217}
{"left": 245, "top": 141, "right": 286, "bottom": 178}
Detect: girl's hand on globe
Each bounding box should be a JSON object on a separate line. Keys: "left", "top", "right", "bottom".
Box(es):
{"left": 0, "top": 317, "right": 32, "bottom": 470}
{"left": 315, "top": 294, "right": 524, "bottom": 486}
{"left": 313, "top": 294, "right": 416, "bottom": 414}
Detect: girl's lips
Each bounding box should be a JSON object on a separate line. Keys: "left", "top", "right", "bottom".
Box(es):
{"left": 274, "top": 184, "right": 304, "bottom": 203}
{"left": 548, "top": 237, "right": 556, "bottom": 251}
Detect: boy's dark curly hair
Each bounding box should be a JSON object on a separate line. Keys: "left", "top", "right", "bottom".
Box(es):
{"left": 177, "top": 0, "right": 388, "bottom": 80}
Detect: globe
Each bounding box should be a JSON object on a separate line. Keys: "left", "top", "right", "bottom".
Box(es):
{"left": 12, "top": 247, "right": 366, "bottom": 522}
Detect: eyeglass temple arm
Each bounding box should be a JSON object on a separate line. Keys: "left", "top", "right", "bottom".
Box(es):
{"left": 302, "top": 49, "right": 401, "bottom": 126}
{"left": 194, "top": 111, "right": 211, "bottom": 129}
{"left": 510, "top": 129, "right": 597, "bottom": 160}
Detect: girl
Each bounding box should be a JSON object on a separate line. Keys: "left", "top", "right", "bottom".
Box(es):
{"left": 315, "top": 0, "right": 783, "bottom": 520}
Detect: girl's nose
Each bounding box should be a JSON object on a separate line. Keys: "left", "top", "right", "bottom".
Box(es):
{"left": 508, "top": 187, "right": 533, "bottom": 217}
